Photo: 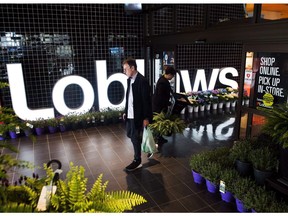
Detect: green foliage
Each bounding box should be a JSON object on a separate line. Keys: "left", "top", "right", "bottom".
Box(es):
{"left": 219, "top": 168, "right": 240, "bottom": 192}
{"left": 46, "top": 118, "right": 59, "bottom": 127}
{"left": 230, "top": 177, "right": 256, "bottom": 201}
{"left": 201, "top": 161, "right": 222, "bottom": 185}
{"left": 261, "top": 103, "right": 288, "bottom": 149}
{"left": 0, "top": 164, "right": 54, "bottom": 212}
{"left": 229, "top": 139, "right": 254, "bottom": 162}
{"left": 50, "top": 162, "right": 147, "bottom": 212}
{"left": 243, "top": 186, "right": 277, "bottom": 212}
{"left": 250, "top": 147, "right": 278, "bottom": 171}
{"left": 149, "top": 112, "right": 187, "bottom": 136}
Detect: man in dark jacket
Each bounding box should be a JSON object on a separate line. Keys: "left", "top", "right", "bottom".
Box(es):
{"left": 152, "top": 66, "right": 176, "bottom": 147}
{"left": 123, "top": 58, "right": 152, "bottom": 171}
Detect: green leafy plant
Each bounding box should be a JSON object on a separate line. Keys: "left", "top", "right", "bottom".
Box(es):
{"left": 229, "top": 139, "right": 254, "bottom": 163}
{"left": 250, "top": 147, "right": 278, "bottom": 172}
{"left": 46, "top": 118, "right": 59, "bottom": 127}
{"left": 149, "top": 112, "right": 186, "bottom": 136}
{"left": 243, "top": 185, "right": 277, "bottom": 212}
{"left": 219, "top": 168, "right": 240, "bottom": 192}
{"left": 230, "top": 177, "right": 256, "bottom": 201}
{"left": 201, "top": 161, "right": 222, "bottom": 185}
{"left": 261, "top": 103, "right": 288, "bottom": 149}
{"left": 50, "top": 162, "right": 147, "bottom": 212}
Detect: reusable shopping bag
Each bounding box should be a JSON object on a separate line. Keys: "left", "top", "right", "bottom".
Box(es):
{"left": 141, "top": 127, "right": 157, "bottom": 154}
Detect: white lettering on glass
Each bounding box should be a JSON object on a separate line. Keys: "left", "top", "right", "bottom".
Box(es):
{"left": 6, "top": 63, "right": 55, "bottom": 121}
{"left": 7, "top": 60, "right": 238, "bottom": 121}
{"left": 52, "top": 75, "right": 95, "bottom": 115}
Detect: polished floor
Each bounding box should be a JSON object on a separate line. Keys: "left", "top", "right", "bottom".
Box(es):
{"left": 4, "top": 108, "right": 239, "bottom": 212}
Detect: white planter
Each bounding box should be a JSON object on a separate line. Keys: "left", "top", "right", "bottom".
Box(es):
{"left": 188, "top": 106, "right": 193, "bottom": 113}
{"left": 206, "top": 104, "right": 211, "bottom": 111}
{"left": 200, "top": 105, "right": 205, "bottom": 112}
{"left": 225, "top": 101, "right": 231, "bottom": 108}
{"left": 194, "top": 106, "right": 199, "bottom": 112}
{"left": 231, "top": 101, "right": 236, "bottom": 107}
{"left": 212, "top": 103, "right": 218, "bottom": 110}
{"left": 218, "top": 102, "right": 224, "bottom": 109}
{"left": 181, "top": 107, "right": 186, "bottom": 114}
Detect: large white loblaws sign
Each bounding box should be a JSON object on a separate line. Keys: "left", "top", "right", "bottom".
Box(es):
{"left": 7, "top": 60, "right": 237, "bottom": 121}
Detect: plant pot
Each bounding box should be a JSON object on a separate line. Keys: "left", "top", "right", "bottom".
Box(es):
{"left": 59, "top": 124, "right": 67, "bottom": 132}
{"left": 48, "top": 126, "right": 58, "bottom": 134}
{"left": 188, "top": 106, "right": 193, "bottom": 113}
{"left": 235, "top": 197, "right": 249, "bottom": 212}
{"left": 192, "top": 170, "right": 204, "bottom": 184}
{"left": 0, "top": 135, "right": 5, "bottom": 140}
{"left": 180, "top": 107, "right": 186, "bottom": 114}
{"left": 244, "top": 99, "right": 249, "bottom": 106}
{"left": 35, "top": 127, "right": 45, "bottom": 136}
{"left": 24, "top": 128, "right": 33, "bottom": 137}
{"left": 205, "top": 104, "right": 211, "bottom": 111}
{"left": 253, "top": 168, "right": 274, "bottom": 186}
{"left": 200, "top": 105, "right": 205, "bottom": 112}
{"left": 205, "top": 179, "right": 218, "bottom": 193}
{"left": 235, "top": 159, "right": 252, "bottom": 177}
{"left": 220, "top": 190, "right": 234, "bottom": 203}
{"left": 231, "top": 101, "right": 236, "bottom": 107}
{"left": 194, "top": 106, "right": 199, "bottom": 113}
{"left": 9, "top": 131, "right": 18, "bottom": 139}
{"left": 218, "top": 102, "right": 223, "bottom": 109}
{"left": 212, "top": 103, "right": 218, "bottom": 110}
{"left": 225, "top": 101, "right": 231, "bottom": 108}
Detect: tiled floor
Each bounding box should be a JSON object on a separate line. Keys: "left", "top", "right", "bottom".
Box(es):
{"left": 4, "top": 108, "right": 239, "bottom": 212}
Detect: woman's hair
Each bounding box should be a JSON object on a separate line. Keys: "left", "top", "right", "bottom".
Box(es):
{"left": 165, "top": 66, "right": 176, "bottom": 76}
{"left": 122, "top": 58, "right": 137, "bottom": 70}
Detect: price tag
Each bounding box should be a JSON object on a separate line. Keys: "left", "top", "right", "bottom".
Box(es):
{"left": 219, "top": 180, "right": 226, "bottom": 193}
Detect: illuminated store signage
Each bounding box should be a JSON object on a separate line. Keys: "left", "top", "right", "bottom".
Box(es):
{"left": 7, "top": 60, "right": 238, "bottom": 121}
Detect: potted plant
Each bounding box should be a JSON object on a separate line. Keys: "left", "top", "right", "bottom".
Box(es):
{"left": 250, "top": 147, "right": 278, "bottom": 185}
{"left": 243, "top": 185, "right": 276, "bottom": 212}
{"left": 219, "top": 168, "right": 240, "bottom": 203}
{"left": 31, "top": 118, "right": 47, "bottom": 136}
{"left": 149, "top": 112, "right": 186, "bottom": 137}
{"left": 229, "top": 139, "right": 254, "bottom": 177}
{"left": 189, "top": 151, "right": 210, "bottom": 184}
{"left": 1, "top": 162, "right": 147, "bottom": 212}
{"left": 46, "top": 118, "right": 59, "bottom": 134}
{"left": 7, "top": 122, "right": 21, "bottom": 139}
{"left": 201, "top": 161, "right": 222, "bottom": 193}
{"left": 230, "top": 177, "right": 257, "bottom": 212}
{"left": 0, "top": 124, "right": 8, "bottom": 140}
{"left": 262, "top": 103, "right": 288, "bottom": 149}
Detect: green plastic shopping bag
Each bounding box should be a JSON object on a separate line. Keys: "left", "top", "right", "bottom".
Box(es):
{"left": 141, "top": 127, "right": 157, "bottom": 154}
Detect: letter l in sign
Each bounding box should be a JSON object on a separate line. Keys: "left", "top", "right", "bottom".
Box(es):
{"left": 6, "top": 63, "right": 55, "bottom": 120}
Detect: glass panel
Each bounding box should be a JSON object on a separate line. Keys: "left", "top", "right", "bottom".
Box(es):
{"left": 244, "top": 4, "right": 254, "bottom": 18}
{"left": 251, "top": 114, "right": 266, "bottom": 138}
{"left": 261, "top": 4, "right": 288, "bottom": 20}
{"left": 239, "top": 112, "right": 248, "bottom": 139}
{"left": 243, "top": 52, "right": 253, "bottom": 107}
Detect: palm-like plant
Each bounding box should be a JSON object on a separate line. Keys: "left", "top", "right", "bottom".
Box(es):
{"left": 262, "top": 103, "right": 288, "bottom": 149}
{"left": 149, "top": 112, "right": 186, "bottom": 136}
{"left": 50, "top": 162, "right": 147, "bottom": 212}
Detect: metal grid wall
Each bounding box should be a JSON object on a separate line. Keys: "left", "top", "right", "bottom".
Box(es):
{"left": 0, "top": 4, "right": 143, "bottom": 111}
{"left": 177, "top": 43, "right": 243, "bottom": 90}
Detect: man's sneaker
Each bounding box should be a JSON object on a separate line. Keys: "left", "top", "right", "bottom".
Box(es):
{"left": 147, "top": 153, "right": 153, "bottom": 159}
{"left": 125, "top": 160, "right": 142, "bottom": 172}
